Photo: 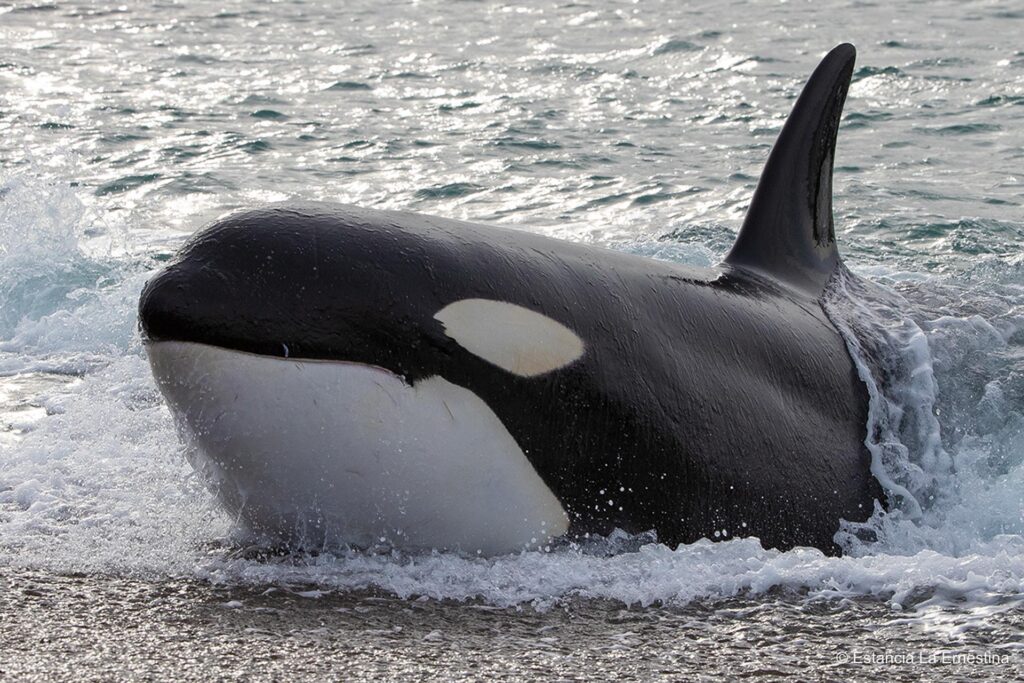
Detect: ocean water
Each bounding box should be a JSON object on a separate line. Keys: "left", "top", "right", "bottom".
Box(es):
{"left": 2, "top": 0, "right": 1024, "bottom": 678}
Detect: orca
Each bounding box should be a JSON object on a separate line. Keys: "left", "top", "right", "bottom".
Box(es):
{"left": 139, "top": 44, "right": 884, "bottom": 556}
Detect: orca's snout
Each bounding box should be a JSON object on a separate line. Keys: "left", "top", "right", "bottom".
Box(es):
{"left": 138, "top": 208, "right": 342, "bottom": 358}
{"left": 137, "top": 272, "right": 162, "bottom": 341}
{"left": 138, "top": 263, "right": 206, "bottom": 345}
{"left": 138, "top": 222, "right": 344, "bottom": 359}
{"left": 138, "top": 247, "right": 271, "bottom": 355}
{"left": 137, "top": 203, "right": 456, "bottom": 373}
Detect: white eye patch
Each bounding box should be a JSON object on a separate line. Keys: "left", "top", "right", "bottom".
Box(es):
{"left": 434, "top": 299, "right": 585, "bottom": 377}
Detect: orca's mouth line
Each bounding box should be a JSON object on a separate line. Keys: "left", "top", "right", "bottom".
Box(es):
{"left": 142, "top": 338, "right": 401, "bottom": 376}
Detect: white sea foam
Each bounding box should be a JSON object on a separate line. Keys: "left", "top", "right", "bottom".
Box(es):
{"left": 825, "top": 266, "right": 1024, "bottom": 560}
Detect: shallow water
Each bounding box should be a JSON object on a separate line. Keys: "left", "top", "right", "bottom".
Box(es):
{"left": 2, "top": 0, "right": 1024, "bottom": 679}
{"left": 3, "top": 570, "right": 1022, "bottom": 681}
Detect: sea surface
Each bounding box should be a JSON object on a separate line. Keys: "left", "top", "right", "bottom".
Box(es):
{"left": 2, "top": 0, "right": 1024, "bottom": 680}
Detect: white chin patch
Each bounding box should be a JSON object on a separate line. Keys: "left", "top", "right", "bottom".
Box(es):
{"left": 433, "top": 299, "right": 585, "bottom": 377}
{"left": 146, "top": 341, "right": 569, "bottom": 555}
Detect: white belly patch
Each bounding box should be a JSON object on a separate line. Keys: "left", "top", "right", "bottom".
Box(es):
{"left": 146, "top": 341, "right": 569, "bottom": 555}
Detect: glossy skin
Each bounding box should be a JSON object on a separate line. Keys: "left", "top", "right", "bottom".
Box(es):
{"left": 139, "top": 44, "right": 884, "bottom": 554}
{"left": 139, "top": 202, "right": 880, "bottom": 554}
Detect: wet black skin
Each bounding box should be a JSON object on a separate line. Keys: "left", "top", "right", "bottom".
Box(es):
{"left": 139, "top": 44, "right": 885, "bottom": 554}
{"left": 139, "top": 201, "right": 880, "bottom": 554}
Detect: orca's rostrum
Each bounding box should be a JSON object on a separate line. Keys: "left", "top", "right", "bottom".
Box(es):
{"left": 139, "top": 44, "right": 884, "bottom": 556}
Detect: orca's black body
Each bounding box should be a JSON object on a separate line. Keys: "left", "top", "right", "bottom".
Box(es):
{"left": 140, "top": 44, "right": 884, "bottom": 555}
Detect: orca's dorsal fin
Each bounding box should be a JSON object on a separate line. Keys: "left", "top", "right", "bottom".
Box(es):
{"left": 724, "top": 44, "right": 856, "bottom": 297}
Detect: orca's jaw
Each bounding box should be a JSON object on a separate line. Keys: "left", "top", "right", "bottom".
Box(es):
{"left": 146, "top": 341, "right": 569, "bottom": 554}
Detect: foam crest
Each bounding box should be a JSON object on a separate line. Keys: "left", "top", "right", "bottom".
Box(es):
{"left": 0, "top": 171, "right": 139, "bottom": 365}
{"left": 196, "top": 535, "right": 1024, "bottom": 610}
{"left": 825, "top": 264, "right": 1024, "bottom": 557}
{"left": 0, "top": 173, "right": 100, "bottom": 336}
